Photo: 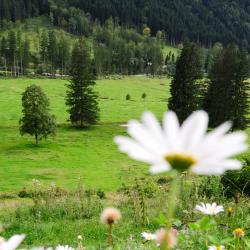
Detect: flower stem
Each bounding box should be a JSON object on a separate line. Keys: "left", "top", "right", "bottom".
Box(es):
{"left": 166, "top": 172, "right": 181, "bottom": 230}
{"left": 108, "top": 223, "right": 113, "bottom": 247}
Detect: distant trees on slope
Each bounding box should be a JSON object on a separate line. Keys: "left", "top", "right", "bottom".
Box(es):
{"left": 0, "top": 18, "right": 164, "bottom": 76}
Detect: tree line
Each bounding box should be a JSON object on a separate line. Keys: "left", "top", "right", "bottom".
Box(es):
{"left": 169, "top": 42, "right": 250, "bottom": 130}
{"left": 0, "top": 19, "right": 165, "bottom": 76}
{"left": 1, "top": 0, "right": 250, "bottom": 51}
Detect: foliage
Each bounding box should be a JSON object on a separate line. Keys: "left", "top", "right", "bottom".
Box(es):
{"left": 204, "top": 44, "right": 250, "bottom": 129}
{"left": 65, "top": 39, "right": 99, "bottom": 127}
{"left": 168, "top": 41, "right": 204, "bottom": 123}
{"left": 126, "top": 94, "right": 131, "bottom": 101}
{"left": 221, "top": 158, "right": 250, "bottom": 198}
{"left": 19, "top": 84, "right": 56, "bottom": 144}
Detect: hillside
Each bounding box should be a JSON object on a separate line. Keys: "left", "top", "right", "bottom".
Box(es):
{"left": 0, "top": 0, "right": 250, "bottom": 50}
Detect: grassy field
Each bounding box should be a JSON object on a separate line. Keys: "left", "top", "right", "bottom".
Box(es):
{"left": 0, "top": 76, "right": 170, "bottom": 192}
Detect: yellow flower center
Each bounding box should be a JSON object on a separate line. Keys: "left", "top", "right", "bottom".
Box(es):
{"left": 233, "top": 228, "right": 244, "bottom": 237}
{"left": 165, "top": 153, "right": 197, "bottom": 172}
{"left": 217, "top": 247, "right": 222, "bottom": 250}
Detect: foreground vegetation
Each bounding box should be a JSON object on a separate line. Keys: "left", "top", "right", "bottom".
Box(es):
{"left": 0, "top": 76, "right": 249, "bottom": 249}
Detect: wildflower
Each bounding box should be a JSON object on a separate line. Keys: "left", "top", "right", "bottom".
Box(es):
{"left": 195, "top": 203, "right": 224, "bottom": 215}
{"left": 227, "top": 207, "right": 233, "bottom": 217}
{"left": 155, "top": 228, "right": 177, "bottom": 249}
{"left": 32, "top": 179, "right": 40, "bottom": 187}
{"left": 141, "top": 232, "right": 156, "bottom": 241}
{"left": 100, "top": 208, "right": 121, "bottom": 225}
{"left": 233, "top": 228, "right": 245, "bottom": 237}
{"left": 0, "top": 234, "right": 25, "bottom": 250}
{"left": 208, "top": 246, "right": 225, "bottom": 250}
{"left": 100, "top": 208, "right": 121, "bottom": 247}
{"left": 55, "top": 246, "right": 75, "bottom": 250}
{"left": 77, "top": 235, "right": 82, "bottom": 240}
{"left": 114, "top": 111, "right": 248, "bottom": 175}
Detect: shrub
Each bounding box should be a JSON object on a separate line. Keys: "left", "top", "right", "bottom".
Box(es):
{"left": 126, "top": 94, "right": 131, "bottom": 100}
{"left": 142, "top": 93, "right": 147, "bottom": 100}
{"left": 221, "top": 158, "right": 250, "bottom": 198}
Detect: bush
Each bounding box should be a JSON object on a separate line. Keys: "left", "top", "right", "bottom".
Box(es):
{"left": 221, "top": 158, "right": 250, "bottom": 198}
{"left": 142, "top": 93, "right": 147, "bottom": 100}
{"left": 126, "top": 94, "right": 131, "bottom": 100}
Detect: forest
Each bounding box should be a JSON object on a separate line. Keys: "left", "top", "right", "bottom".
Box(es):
{"left": 0, "top": 0, "right": 250, "bottom": 50}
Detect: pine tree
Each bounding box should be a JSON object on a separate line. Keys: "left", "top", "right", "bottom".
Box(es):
{"left": 19, "top": 85, "right": 57, "bottom": 145}
{"left": 47, "top": 31, "right": 57, "bottom": 73}
{"left": 7, "top": 31, "right": 16, "bottom": 75}
{"left": 40, "top": 30, "right": 48, "bottom": 65}
{"left": 168, "top": 41, "right": 203, "bottom": 123}
{"left": 204, "top": 44, "right": 250, "bottom": 129}
{"left": 66, "top": 39, "right": 99, "bottom": 127}
{"left": 22, "top": 38, "right": 30, "bottom": 72}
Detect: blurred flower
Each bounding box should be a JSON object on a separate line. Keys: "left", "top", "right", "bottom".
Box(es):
{"left": 141, "top": 232, "right": 156, "bottom": 241}
{"left": 100, "top": 208, "right": 121, "bottom": 225}
{"left": 227, "top": 207, "right": 233, "bottom": 217}
{"left": 195, "top": 203, "right": 224, "bottom": 215}
{"left": 77, "top": 235, "right": 82, "bottom": 240}
{"left": 32, "top": 179, "right": 40, "bottom": 187}
{"left": 0, "top": 234, "right": 25, "bottom": 250}
{"left": 208, "top": 246, "right": 225, "bottom": 250}
{"left": 55, "top": 246, "right": 75, "bottom": 250}
{"left": 155, "top": 228, "right": 177, "bottom": 249}
{"left": 233, "top": 228, "right": 245, "bottom": 237}
{"left": 115, "top": 111, "right": 248, "bottom": 175}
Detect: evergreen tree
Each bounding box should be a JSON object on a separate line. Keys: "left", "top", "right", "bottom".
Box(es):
{"left": 22, "top": 38, "right": 30, "bottom": 72}
{"left": 204, "top": 44, "right": 250, "bottom": 129}
{"left": 40, "top": 30, "right": 49, "bottom": 65}
{"left": 66, "top": 39, "right": 99, "bottom": 127}
{"left": 19, "top": 85, "right": 57, "bottom": 145}
{"left": 48, "top": 31, "right": 57, "bottom": 73}
{"left": 7, "top": 31, "right": 16, "bottom": 75}
{"left": 168, "top": 42, "right": 203, "bottom": 123}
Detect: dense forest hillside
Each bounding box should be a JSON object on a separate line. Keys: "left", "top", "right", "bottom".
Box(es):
{"left": 0, "top": 0, "right": 250, "bottom": 50}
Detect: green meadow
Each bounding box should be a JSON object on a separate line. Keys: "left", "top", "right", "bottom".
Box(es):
{"left": 0, "top": 76, "right": 171, "bottom": 192}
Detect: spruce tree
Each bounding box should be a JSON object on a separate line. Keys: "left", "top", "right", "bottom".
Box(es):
{"left": 168, "top": 41, "right": 203, "bottom": 123}
{"left": 66, "top": 39, "right": 99, "bottom": 128}
{"left": 19, "top": 85, "right": 56, "bottom": 145}
{"left": 204, "top": 44, "right": 250, "bottom": 129}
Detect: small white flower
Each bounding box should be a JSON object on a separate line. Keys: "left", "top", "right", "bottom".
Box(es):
{"left": 141, "top": 232, "right": 156, "bottom": 241}
{"left": 55, "top": 246, "right": 74, "bottom": 250}
{"left": 77, "top": 235, "right": 82, "bottom": 240}
{"left": 208, "top": 246, "right": 225, "bottom": 250}
{"left": 0, "top": 234, "right": 25, "bottom": 250}
{"left": 115, "top": 111, "right": 248, "bottom": 175}
{"left": 196, "top": 203, "right": 224, "bottom": 215}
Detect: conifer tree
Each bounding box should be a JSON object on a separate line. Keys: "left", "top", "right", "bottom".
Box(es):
{"left": 168, "top": 41, "right": 203, "bottom": 123}
{"left": 204, "top": 44, "right": 250, "bottom": 129}
{"left": 48, "top": 31, "right": 57, "bottom": 73}
{"left": 66, "top": 39, "right": 99, "bottom": 127}
{"left": 19, "top": 85, "right": 56, "bottom": 145}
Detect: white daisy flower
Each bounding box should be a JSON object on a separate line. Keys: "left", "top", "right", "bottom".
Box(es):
{"left": 141, "top": 232, "right": 156, "bottom": 241}
{"left": 114, "top": 110, "right": 248, "bottom": 175}
{"left": 55, "top": 246, "right": 74, "bottom": 250}
{"left": 0, "top": 234, "right": 25, "bottom": 250}
{"left": 196, "top": 203, "right": 224, "bottom": 215}
{"left": 208, "top": 246, "right": 225, "bottom": 250}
